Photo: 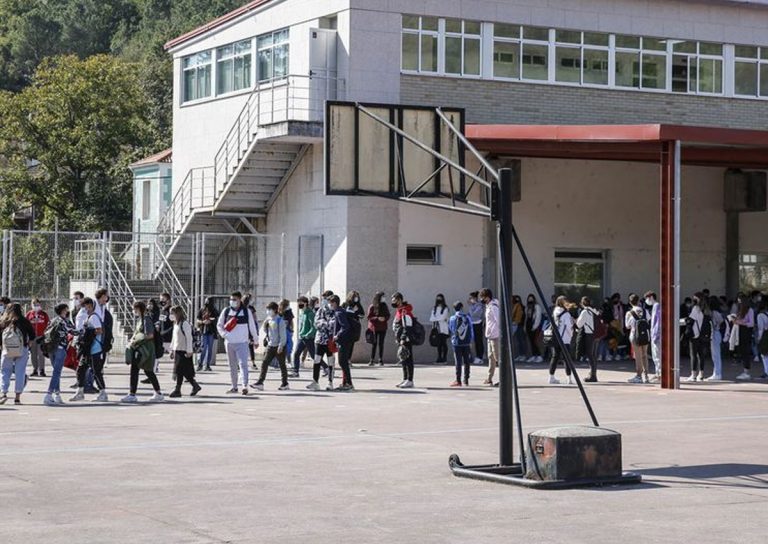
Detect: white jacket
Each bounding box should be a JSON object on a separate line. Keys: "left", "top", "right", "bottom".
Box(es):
{"left": 553, "top": 307, "right": 574, "bottom": 344}
{"left": 171, "top": 320, "right": 194, "bottom": 354}
{"left": 576, "top": 308, "right": 596, "bottom": 334}
{"left": 217, "top": 305, "right": 259, "bottom": 345}
{"left": 429, "top": 306, "right": 450, "bottom": 336}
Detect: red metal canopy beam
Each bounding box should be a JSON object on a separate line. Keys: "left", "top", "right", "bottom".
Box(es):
{"left": 660, "top": 141, "right": 679, "bottom": 390}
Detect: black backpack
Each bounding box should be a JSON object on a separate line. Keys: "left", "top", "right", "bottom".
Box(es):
{"left": 699, "top": 315, "right": 713, "bottom": 342}
{"left": 348, "top": 314, "right": 362, "bottom": 343}
{"left": 634, "top": 311, "right": 650, "bottom": 346}
{"left": 102, "top": 309, "right": 114, "bottom": 354}
{"left": 410, "top": 317, "right": 426, "bottom": 346}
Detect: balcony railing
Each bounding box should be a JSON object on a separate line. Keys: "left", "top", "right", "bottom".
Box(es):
{"left": 157, "top": 73, "right": 339, "bottom": 238}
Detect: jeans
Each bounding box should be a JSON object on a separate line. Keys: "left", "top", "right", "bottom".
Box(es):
{"left": 512, "top": 324, "right": 526, "bottom": 359}
{"left": 453, "top": 345, "right": 472, "bottom": 382}
{"left": 652, "top": 341, "right": 662, "bottom": 375}
{"left": 596, "top": 337, "right": 609, "bottom": 361}
{"left": 1, "top": 348, "right": 29, "bottom": 394}
{"left": 710, "top": 331, "right": 722, "bottom": 377}
{"left": 337, "top": 339, "right": 354, "bottom": 386}
{"left": 526, "top": 328, "right": 540, "bottom": 357}
{"left": 370, "top": 330, "right": 386, "bottom": 361}
{"left": 77, "top": 353, "right": 105, "bottom": 391}
{"left": 689, "top": 337, "right": 705, "bottom": 374}
{"left": 472, "top": 323, "right": 484, "bottom": 360}
{"left": 199, "top": 334, "right": 215, "bottom": 368}
{"left": 293, "top": 337, "right": 316, "bottom": 373}
{"left": 49, "top": 346, "right": 67, "bottom": 393}
{"left": 225, "top": 342, "right": 250, "bottom": 389}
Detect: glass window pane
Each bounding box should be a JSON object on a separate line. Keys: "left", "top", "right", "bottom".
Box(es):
{"left": 493, "top": 41, "right": 519, "bottom": 78}
{"left": 736, "top": 45, "right": 759, "bottom": 58}
{"left": 762, "top": 48, "right": 768, "bottom": 60}
{"left": 465, "top": 20, "right": 481, "bottom": 35}
{"left": 554, "top": 259, "right": 604, "bottom": 303}
{"left": 555, "top": 46, "right": 580, "bottom": 82}
{"left": 273, "top": 44, "right": 288, "bottom": 78}
{"left": 699, "top": 42, "right": 722, "bottom": 55}
{"left": 494, "top": 23, "right": 519, "bottom": 39}
{"left": 421, "top": 34, "right": 438, "bottom": 72}
{"left": 672, "top": 54, "right": 690, "bottom": 92}
{"left": 217, "top": 59, "right": 233, "bottom": 94}
{"left": 583, "top": 48, "right": 608, "bottom": 84}
{"left": 673, "top": 40, "right": 696, "bottom": 54}
{"left": 615, "top": 51, "right": 640, "bottom": 87}
{"left": 698, "top": 57, "right": 722, "bottom": 93}
{"left": 258, "top": 49, "right": 272, "bottom": 81}
{"left": 234, "top": 55, "right": 251, "bottom": 91}
{"left": 735, "top": 61, "right": 758, "bottom": 95}
{"left": 218, "top": 44, "right": 234, "bottom": 59}
{"left": 422, "top": 17, "right": 438, "bottom": 32}
{"left": 522, "top": 43, "right": 548, "bottom": 80}
{"left": 258, "top": 34, "right": 273, "bottom": 49}
{"left": 556, "top": 29, "right": 581, "bottom": 44}
{"left": 183, "top": 70, "right": 195, "bottom": 101}
{"left": 235, "top": 40, "right": 251, "bottom": 55}
{"left": 583, "top": 32, "right": 609, "bottom": 47}
{"left": 616, "top": 35, "right": 640, "bottom": 49}
{"left": 642, "top": 54, "right": 666, "bottom": 89}
{"left": 643, "top": 37, "right": 666, "bottom": 51}
{"left": 445, "top": 18, "right": 462, "bottom": 33}
{"left": 761, "top": 64, "right": 768, "bottom": 96}
{"left": 402, "top": 33, "right": 419, "bottom": 70}
{"left": 464, "top": 38, "right": 481, "bottom": 75}
{"left": 445, "top": 36, "right": 462, "bottom": 74}
{"left": 402, "top": 15, "right": 419, "bottom": 30}
{"left": 197, "top": 65, "right": 211, "bottom": 99}
{"left": 523, "top": 26, "right": 548, "bottom": 41}
{"left": 274, "top": 29, "right": 289, "bottom": 43}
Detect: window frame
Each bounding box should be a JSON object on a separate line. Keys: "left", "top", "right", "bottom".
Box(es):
{"left": 216, "top": 39, "right": 254, "bottom": 96}
{"left": 553, "top": 250, "right": 607, "bottom": 302}
{"left": 406, "top": 245, "right": 442, "bottom": 266}
{"left": 734, "top": 46, "right": 768, "bottom": 98}
{"left": 257, "top": 28, "right": 290, "bottom": 83}
{"left": 141, "top": 179, "right": 152, "bottom": 221}
{"left": 181, "top": 51, "right": 213, "bottom": 104}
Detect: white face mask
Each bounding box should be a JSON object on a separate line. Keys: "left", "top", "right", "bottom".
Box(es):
{"left": 229, "top": 300, "right": 239, "bottom": 309}
{"left": 353, "top": 297, "right": 359, "bottom": 303}
{"left": 267, "top": 310, "right": 276, "bottom": 318}
{"left": 170, "top": 315, "right": 176, "bottom": 322}
{"left": 73, "top": 298, "right": 81, "bottom": 308}
{"left": 645, "top": 298, "right": 653, "bottom": 306}
{"left": 33, "top": 305, "right": 42, "bottom": 312}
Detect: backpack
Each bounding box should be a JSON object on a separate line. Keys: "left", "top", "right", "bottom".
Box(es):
{"left": 453, "top": 313, "right": 472, "bottom": 345}
{"left": 591, "top": 311, "right": 608, "bottom": 340}
{"left": 759, "top": 329, "right": 768, "bottom": 356}
{"left": 42, "top": 317, "right": 64, "bottom": 358}
{"left": 102, "top": 309, "right": 114, "bottom": 354}
{"left": 348, "top": 314, "right": 362, "bottom": 343}
{"left": 634, "top": 311, "right": 650, "bottom": 346}
{"left": 410, "top": 317, "right": 426, "bottom": 346}
{"left": 699, "top": 315, "right": 713, "bottom": 342}
{"left": 1, "top": 326, "right": 24, "bottom": 358}
{"left": 542, "top": 313, "right": 559, "bottom": 348}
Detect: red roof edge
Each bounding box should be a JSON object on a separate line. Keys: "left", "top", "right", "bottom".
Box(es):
{"left": 164, "top": 0, "right": 275, "bottom": 51}
{"left": 130, "top": 148, "right": 173, "bottom": 168}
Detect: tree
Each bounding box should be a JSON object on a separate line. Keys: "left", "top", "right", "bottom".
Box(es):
{"left": 0, "top": 55, "right": 153, "bottom": 231}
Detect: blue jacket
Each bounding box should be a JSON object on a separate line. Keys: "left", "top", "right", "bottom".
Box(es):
{"left": 332, "top": 307, "right": 351, "bottom": 343}
{"left": 448, "top": 311, "right": 474, "bottom": 347}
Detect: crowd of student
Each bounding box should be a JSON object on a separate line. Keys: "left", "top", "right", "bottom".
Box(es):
{"left": 1, "top": 285, "right": 766, "bottom": 405}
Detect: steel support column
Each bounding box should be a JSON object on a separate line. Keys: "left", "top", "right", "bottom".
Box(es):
{"left": 660, "top": 141, "right": 681, "bottom": 390}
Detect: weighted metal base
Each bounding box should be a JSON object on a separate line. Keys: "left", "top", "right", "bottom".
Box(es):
{"left": 449, "top": 455, "right": 642, "bottom": 490}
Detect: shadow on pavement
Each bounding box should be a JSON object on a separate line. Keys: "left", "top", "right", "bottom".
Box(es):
{"left": 634, "top": 463, "right": 768, "bottom": 489}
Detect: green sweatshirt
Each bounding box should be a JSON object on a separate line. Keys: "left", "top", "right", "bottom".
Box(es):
{"left": 298, "top": 307, "right": 316, "bottom": 340}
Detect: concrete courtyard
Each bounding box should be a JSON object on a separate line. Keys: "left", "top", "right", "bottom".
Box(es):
{"left": 2, "top": 355, "right": 767, "bottom": 543}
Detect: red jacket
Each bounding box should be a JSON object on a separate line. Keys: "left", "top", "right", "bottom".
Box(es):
{"left": 26, "top": 310, "right": 50, "bottom": 338}
{"left": 367, "top": 303, "right": 390, "bottom": 332}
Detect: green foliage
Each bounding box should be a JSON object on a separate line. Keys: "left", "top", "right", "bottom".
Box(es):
{"left": 0, "top": 55, "right": 153, "bottom": 231}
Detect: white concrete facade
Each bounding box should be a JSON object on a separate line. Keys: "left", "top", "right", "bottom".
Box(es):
{"left": 164, "top": 0, "right": 768, "bottom": 362}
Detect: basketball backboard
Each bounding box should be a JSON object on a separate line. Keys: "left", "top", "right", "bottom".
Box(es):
{"left": 325, "top": 101, "right": 469, "bottom": 200}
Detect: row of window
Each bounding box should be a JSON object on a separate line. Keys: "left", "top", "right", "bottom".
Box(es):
{"left": 182, "top": 29, "right": 289, "bottom": 103}
{"left": 401, "top": 15, "right": 768, "bottom": 98}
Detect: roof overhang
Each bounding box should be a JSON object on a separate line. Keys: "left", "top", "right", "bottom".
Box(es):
{"left": 467, "top": 124, "right": 768, "bottom": 169}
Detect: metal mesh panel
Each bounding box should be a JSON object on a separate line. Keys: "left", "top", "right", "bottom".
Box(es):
{"left": 297, "top": 234, "right": 324, "bottom": 297}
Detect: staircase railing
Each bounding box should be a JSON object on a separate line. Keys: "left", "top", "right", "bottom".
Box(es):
{"left": 104, "top": 245, "right": 136, "bottom": 338}
{"left": 153, "top": 240, "right": 192, "bottom": 318}
{"left": 157, "top": 73, "right": 339, "bottom": 238}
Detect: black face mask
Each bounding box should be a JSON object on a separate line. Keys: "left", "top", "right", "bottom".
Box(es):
{"left": 298, "top": 304, "right": 305, "bottom": 309}
{"left": 391, "top": 302, "right": 399, "bottom": 308}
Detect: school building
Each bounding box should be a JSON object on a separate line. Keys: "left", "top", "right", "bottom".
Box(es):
{"left": 148, "top": 0, "right": 768, "bottom": 363}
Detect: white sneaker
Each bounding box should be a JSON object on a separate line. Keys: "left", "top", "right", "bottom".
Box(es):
{"left": 650, "top": 374, "right": 660, "bottom": 383}
{"left": 278, "top": 383, "right": 290, "bottom": 391}
{"left": 121, "top": 394, "right": 138, "bottom": 403}
{"left": 43, "top": 393, "right": 56, "bottom": 406}
{"left": 643, "top": 374, "right": 650, "bottom": 384}
{"left": 697, "top": 372, "right": 705, "bottom": 381}
{"left": 305, "top": 381, "right": 320, "bottom": 391}
{"left": 627, "top": 375, "right": 643, "bottom": 384}
{"left": 252, "top": 383, "right": 265, "bottom": 391}
{"left": 400, "top": 380, "right": 414, "bottom": 389}
{"left": 53, "top": 393, "right": 64, "bottom": 405}
{"left": 566, "top": 375, "right": 575, "bottom": 385}
{"left": 736, "top": 371, "right": 752, "bottom": 381}
{"left": 705, "top": 374, "right": 722, "bottom": 381}
{"left": 613, "top": 355, "right": 621, "bottom": 361}
{"left": 474, "top": 358, "right": 483, "bottom": 365}
{"left": 148, "top": 392, "right": 164, "bottom": 402}
{"left": 94, "top": 390, "right": 108, "bottom": 402}
{"left": 548, "top": 375, "right": 560, "bottom": 385}
{"left": 685, "top": 374, "right": 697, "bottom": 382}
{"left": 326, "top": 383, "right": 334, "bottom": 391}
{"left": 69, "top": 390, "right": 84, "bottom": 402}
{"left": 534, "top": 356, "right": 544, "bottom": 363}
{"left": 395, "top": 380, "right": 406, "bottom": 388}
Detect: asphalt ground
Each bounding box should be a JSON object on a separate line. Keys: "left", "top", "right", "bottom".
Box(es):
{"left": 1, "top": 353, "right": 767, "bottom": 543}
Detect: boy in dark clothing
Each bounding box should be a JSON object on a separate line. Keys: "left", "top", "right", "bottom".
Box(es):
{"left": 391, "top": 292, "right": 415, "bottom": 389}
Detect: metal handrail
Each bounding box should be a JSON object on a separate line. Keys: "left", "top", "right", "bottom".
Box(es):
{"left": 104, "top": 246, "right": 136, "bottom": 335}
{"left": 153, "top": 240, "right": 191, "bottom": 316}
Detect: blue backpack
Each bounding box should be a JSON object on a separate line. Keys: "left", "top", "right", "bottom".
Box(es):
{"left": 452, "top": 313, "right": 472, "bottom": 345}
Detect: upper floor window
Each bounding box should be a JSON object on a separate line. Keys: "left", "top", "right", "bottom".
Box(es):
{"left": 734, "top": 45, "right": 768, "bottom": 97}
{"left": 492, "top": 24, "right": 549, "bottom": 81}
{"left": 183, "top": 51, "right": 212, "bottom": 102}
{"left": 444, "top": 19, "right": 481, "bottom": 76}
{"left": 402, "top": 16, "right": 438, "bottom": 73}
{"left": 671, "top": 41, "right": 723, "bottom": 94}
{"left": 217, "top": 39, "right": 252, "bottom": 95}
{"left": 615, "top": 36, "right": 667, "bottom": 90}
{"left": 555, "top": 30, "right": 609, "bottom": 85}
{"left": 257, "top": 29, "right": 289, "bottom": 82}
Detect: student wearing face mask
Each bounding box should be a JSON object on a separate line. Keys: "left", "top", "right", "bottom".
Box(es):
{"left": 645, "top": 292, "right": 662, "bottom": 382}
{"left": 277, "top": 299, "right": 294, "bottom": 369}
{"left": 217, "top": 291, "right": 259, "bottom": 395}
{"left": 122, "top": 301, "right": 164, "bottom": 403}
{"left": 367, "top": 292, "right": 390, "bottom": 366}
{"left": 0, "top": 303, "right": 35, "bottom": 405}
{"left": 307, "top": 291, "right": 337, "bottom": 391}
{"left": 330, "top": 295, "right": 354, "bottom": 391}
{"left": 342, "top": 290, "right": 364, "bottom": 364}
{"left": 43, "top": 303, "right": 75, "bottom": 405}
{"left": 429, "top": 294, "right": 450, "bottom": 364}
{"left": 196, "top": 298, "right": 219, "bottom": 371}
{"left": 252, "top": 302, "right": 289, "bottom": 391}
{"left": 524, "top": 294, "right": 543, "bottom": 363}
{"left": 467, "top": 292, "right": 485, "bottom": 365}
{"left": 391, "top": 292, "right": 415, "bottom": 388}
{"left": 169, "top": 306, "right": 201, "bottom": 398}
{"left": 26, "top": 298, "right": 50, "bottom": 377}
{"left": 291, "top": 296, "right": 315, "bottom": 378}
{"left": 479, "top": 288, "right": 500, "bottom": 386}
